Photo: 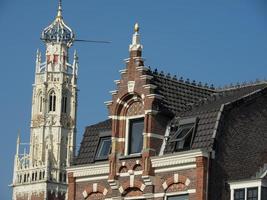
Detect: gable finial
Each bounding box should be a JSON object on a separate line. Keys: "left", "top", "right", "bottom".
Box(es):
{"left": 134, "top": 22, "right": 139, "bottom": 33}
{"left": 129, "top": 22, "right": 143, "bottom": 52}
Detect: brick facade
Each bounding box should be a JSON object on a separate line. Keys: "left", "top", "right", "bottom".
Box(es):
{"left": 68, "top": 24, "right": 267, "bottom": 200}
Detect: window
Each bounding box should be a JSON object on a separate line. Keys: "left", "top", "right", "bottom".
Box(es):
{"left": 234, "top": 189, "right": 245, "bottom": 200}
{"left": 174, "top": 123, "right": 194, "bottom": 151}
{"left": 167, "top": 194, "right": 189, "bottom": 200}
{"left": 128, "top": 118, "right": 144, "bottom": 155}
{"left": 61, "top": 96, "right": 67, "bottom": 113}
{"left": 49, "top": 91, "right": 56, "bottom": 112}
{"left": 169, "top": 120, "right": 196, "bottom": 152}
{"left": 95, "top": 137, "right": 111, "bottom": 160}
{"left": 39, "top": 95, "right": 43, "bottom": 112}
{"left": 247, "top": 188, "right": 258, "bottom": 200}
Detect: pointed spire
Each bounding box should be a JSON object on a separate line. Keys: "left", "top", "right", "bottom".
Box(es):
{"left": 129, "top": 22, "right": 143, "bottom": 52}
{"left": 56, "top": 0, "right": 63, "bottom": 20}
{"left": 72, "top": 50, "right": 78, "bottom": 85}
{"left": 16, "top": 129, "right": 21, "bottom": 155}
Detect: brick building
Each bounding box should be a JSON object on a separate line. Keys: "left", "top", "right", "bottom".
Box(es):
{"left": 67, "top": 23, "right": 267, "bottom": 200}
{"left": 11, "top": 1, "right": 267, "bottom": 199}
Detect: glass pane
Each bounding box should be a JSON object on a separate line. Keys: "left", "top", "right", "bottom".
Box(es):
{"left": 234, "top": 189, "right": 245, "bottom": 200}
{"left": 129, "top": 118, "right": 144, "bottom": 154}
{"left": 96, "top": 137, "right": 111, "bottom": 159}
{"left": 262, "top": 187, "right": 267, "bottom": 200}
{"left": 167, "top": 194, "right": 189, "bottom": 200}
{"left": 247, "top": 187, "right": 258, "bottom": 200}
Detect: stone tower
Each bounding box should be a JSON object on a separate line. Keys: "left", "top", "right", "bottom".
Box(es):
{"left": 12, "top": 1, "right": 78, "bottom": 199}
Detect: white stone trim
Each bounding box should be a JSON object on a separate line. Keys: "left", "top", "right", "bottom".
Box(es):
{"left": 136, "top": 66, "right": 147, "bottom": 71}
{"left": 104, "top": 101, "right": 112, "bottom": 106}
{"left": 124, "top": 196, "right": 146, "bottom": 200}
{"left": 140, "top": 184, "right": 146, "bottom": 191}
{"left": 118, "top": 170, "right": 143, "bottom": 177}
{"left": 144, "top": 109, "right": 159, "bottom": 115}
{"left": 128, "top": 81, "right": 135, "bottom": 93}
{"left": 82, "top": 190, "right": 88, "bottom": 198}
{"left": 67, "top": 163, "right": 109, "bottom": 178}
{"left": 143, "top": 84, "right": 157, "bottom": 89}
{"left": 109, "top": 90, "right": 118, "bottom": 95}
{"left": 152, "top": 149, "right": 208, "bottom": 168}
{"left": 109, "top": 115, "right": 126, "bottom": 120}
{"left": 140, "top": 75, "right": 153, "bottom": 80}
{"left": 155, "top": 164, "right": 196, "bottom": 173}
{"left": 162, "top": 182, "right": 168, "bottom": 190}
{"left": 114, "top": 80, "right": 120, "bottom": 84}
{"left": 174, "top": 174, "right": 179, "bottom": 183}
{"left": 130, "top": 175, "right": 134, "bottom": 187}
{"left": 146, "top": 94, "right": 164, "bottom": 99}
{"left": 145, "top": 132, "right": 164, "bottom": 140}
{"left": 103, "top": 188, "right": 108, "bottom": 195}
{"left": 112, "top": 137, "right": 125, "bottom": 142}
{"left": 93, "top": 183, "right": 98, "bottom": 192}
{"left": 76, "top": 175, "right": 109, "bottom": 182}
{"left": 119, "top": 69, "right": 127, "bottom": 74}
{"left": 185, "top": 178, "right": 190, "bottom": 186}
{"left": 119, "top": 186, "right": 124, "bottom": 194}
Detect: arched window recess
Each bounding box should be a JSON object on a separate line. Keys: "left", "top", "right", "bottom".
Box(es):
{"left": 49, "top": 91, "right": 56, "bottom": 112}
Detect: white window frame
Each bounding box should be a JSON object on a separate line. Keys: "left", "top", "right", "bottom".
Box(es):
{"left": 124, "top": 114, "right": 145, "bottom": 156}
{"left": 164, "top": 190, "right": 191, "bottom": 200}
{"left": 229, "top": 179, "right": 267, "bottom": 200}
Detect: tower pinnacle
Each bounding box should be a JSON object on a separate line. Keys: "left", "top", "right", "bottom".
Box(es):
{"left": 56, "top": 0, "right": 63, "bottom": 20}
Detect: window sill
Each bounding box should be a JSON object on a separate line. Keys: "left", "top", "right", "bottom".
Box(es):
{"left": 119, "top": 153, "right": 142, "bottom": 160}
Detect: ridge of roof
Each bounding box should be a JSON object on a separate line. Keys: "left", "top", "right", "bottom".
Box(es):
{"left": 181, "top": 83, "right": 267, "bottom": 114}
{"left": 217, "top": 80, "right": 267, "bottom": 92}
{"left": 147, "top": 67, "right": 216, "bottom": 91}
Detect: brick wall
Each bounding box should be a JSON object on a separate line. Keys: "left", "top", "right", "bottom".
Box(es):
{"left": 209, "top": 93, "right": 267, "bottom": 200}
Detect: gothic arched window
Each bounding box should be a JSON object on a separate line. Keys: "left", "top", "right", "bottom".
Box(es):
{"left": 49, "top": 91, "right": 56, "bottom": 112}
{"left": 38, "top": 93, "right": 43, "bottom": 113}
{"left": 61, "top": 96, "right": 67, "bottom": 113}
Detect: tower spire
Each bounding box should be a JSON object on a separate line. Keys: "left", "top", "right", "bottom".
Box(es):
{"left": 56, "top": 0, "right": 63, "bottom": 20}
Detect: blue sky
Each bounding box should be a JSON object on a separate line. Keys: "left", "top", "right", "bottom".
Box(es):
{"left": 1, "top": 0, "right": 267, "bottom": 199}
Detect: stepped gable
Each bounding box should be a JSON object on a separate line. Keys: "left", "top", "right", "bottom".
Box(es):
{"left": 74, "top": 119, "right": 112, "bottom": 165}
{"left": 148, "top": 68, "right": 216, "bottom": 114}
{"left": 164, "top": 82, "right": 267, "bottom": 154}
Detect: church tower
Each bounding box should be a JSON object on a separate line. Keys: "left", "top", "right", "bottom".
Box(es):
{"left": 12, "top": 1, "right": 78, "bottom": 199}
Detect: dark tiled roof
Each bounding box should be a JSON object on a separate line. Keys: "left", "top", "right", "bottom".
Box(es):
{"left": 74, "top": 119, "right": 112, "bottom": 165}
{"left": 150, "top": 71, "right": 216, "bottom": 113}
{"left": 164, "top": 83, "right": 267, "bottom": 153}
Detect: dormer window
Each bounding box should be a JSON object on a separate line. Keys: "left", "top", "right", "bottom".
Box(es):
{"left": 127, "top": 117, "right": 144, "bottom": 155}
{"left": 169, "top": 118, "right": 197, "bottom": 152}
{"left": 95, "top": 136, "right": 111, "bottom": 160}
{"left": 229, "top": 179, "right": 264, "bottom": 200}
